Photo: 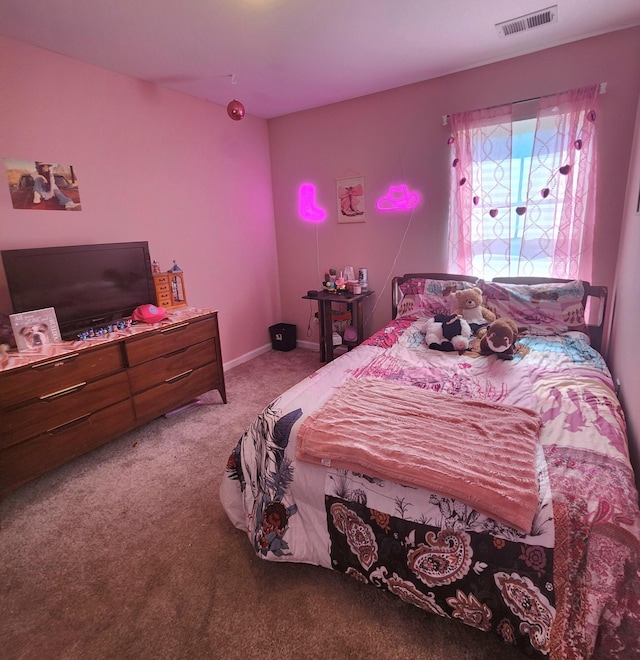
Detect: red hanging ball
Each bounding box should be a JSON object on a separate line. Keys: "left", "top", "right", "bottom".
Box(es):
{"left": 227, "top": 99, "right": 245, "bottom": 121}
{"left": 541, "top": 188, "right": 550, "bottom": 198}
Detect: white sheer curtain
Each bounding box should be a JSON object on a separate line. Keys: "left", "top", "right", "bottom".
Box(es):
{"left": 447, "top": 85, "right": 600, "bottom": 281}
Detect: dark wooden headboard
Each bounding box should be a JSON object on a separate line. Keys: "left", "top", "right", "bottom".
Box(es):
{"left": 391, "top": 273, "right": 608, "bottom": 354}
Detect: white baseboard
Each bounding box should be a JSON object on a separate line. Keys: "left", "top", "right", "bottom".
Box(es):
{"left": 223, "top": 341, "right": 319, "bottom": 371}
{"left": 223, "top": 343, "right": 271, "bottom": 371}
{"left": 296, "top": 339, "right": 320, "bottom": 352}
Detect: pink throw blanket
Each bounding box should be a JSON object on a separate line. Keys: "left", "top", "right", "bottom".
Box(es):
{"left": 296, "top": 378, "right": 541, "bottom": 533}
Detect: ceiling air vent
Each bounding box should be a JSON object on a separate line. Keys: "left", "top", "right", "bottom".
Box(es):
{"left": 496, "top": 5, "right": 557, "bottom": 37}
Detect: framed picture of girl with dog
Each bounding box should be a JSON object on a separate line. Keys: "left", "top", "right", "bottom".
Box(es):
{"left": 10, "top": 307, "right": 61, "bottom": 351}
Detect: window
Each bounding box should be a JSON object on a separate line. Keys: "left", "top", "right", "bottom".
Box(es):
{"left": 447, "top": 86, "right": 599, "bottom": 282}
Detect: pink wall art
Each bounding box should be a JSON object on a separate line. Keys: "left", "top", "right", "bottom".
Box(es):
{"left": 376, "top": 184, "right": 420, "bottom": 211}
{"left": 298, "top": 183, "right": 327, "bottom": 222}
{"left": 337, "top": 176, "right": 365, "bottom": 223}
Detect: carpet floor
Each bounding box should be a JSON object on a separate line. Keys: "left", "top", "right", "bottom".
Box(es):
{"left": 1, "top": 347, "right": 525, "bottom": 660}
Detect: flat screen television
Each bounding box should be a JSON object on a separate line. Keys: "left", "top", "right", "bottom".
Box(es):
{"left": 1, "top": 241, "right": 157, "bottom": 339}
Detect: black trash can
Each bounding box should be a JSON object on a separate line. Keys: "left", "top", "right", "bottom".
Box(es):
{"left": 269, "top": 323, "right": 297, "bottom": 351}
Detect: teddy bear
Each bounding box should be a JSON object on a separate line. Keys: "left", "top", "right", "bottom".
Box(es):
{"left": 452, "top": 287, "right": 496, "bottom": 333}
{"left": 478, "top": 317, "right": 519, "bottom": 360}
{"left": 423, "top": 313, "right": 471, "bottom": 354}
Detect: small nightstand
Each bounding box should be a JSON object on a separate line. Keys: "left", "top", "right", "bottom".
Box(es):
{"left": 302, "top": 290, "right": 374, "bottom": 362}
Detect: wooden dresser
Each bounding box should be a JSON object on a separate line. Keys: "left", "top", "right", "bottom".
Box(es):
{"left": 0, "top": 308, "right": 226, "bottom": 498}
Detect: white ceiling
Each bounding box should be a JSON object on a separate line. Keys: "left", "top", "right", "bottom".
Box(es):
{"left": 2, "top": 0, "right": 639, "bottom": 119}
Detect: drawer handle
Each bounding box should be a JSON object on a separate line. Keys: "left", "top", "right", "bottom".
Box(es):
{"left": 47, "top": 413, "right": 91, "bottom": 434}
{"left": 31, "top": 353, "right": 80, "bottom": 370}
{"left": 164, "top": 347, "right": 188, "bottom": 358}
{"left": 165, "top": 369, "right": 193, "bottom": 384}
{"left": 40, "top": 382, "right": 88, "bottom": 401}
{"left": 160, "top": 322, "right": 189, "bottom": 334}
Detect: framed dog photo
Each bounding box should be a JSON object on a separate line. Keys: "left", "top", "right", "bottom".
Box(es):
{"left": 10, "top": 307, "right": 62, "bottom": 351}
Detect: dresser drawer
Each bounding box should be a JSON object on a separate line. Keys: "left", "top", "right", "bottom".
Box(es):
{"left": 0, "top": 398, "right": 136, "bottom": 497}
{"left": 127, "top": 340, "right": 217, "bottom": 394}
{"left": 132, "top": 363, "right": 220, "bottom": 422}
{"left": 0, "top": 344, "right": 124, "bottom": 409}
{"left": 125, "top": 316, "right": 218, "bottom": 367}
{"left": 0, "top": 371, "right": 130, "bottom": 449}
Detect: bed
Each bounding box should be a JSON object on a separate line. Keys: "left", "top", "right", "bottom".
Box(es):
{"left": 220, "top": 273, "right": 640, "bottom": 659}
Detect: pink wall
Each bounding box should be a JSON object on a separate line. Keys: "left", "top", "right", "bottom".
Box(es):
{"left": 608, "top": 94, "right": 640, "bottom": 497}
{"left": 269, "top": 27, "right": 640, "bottom": 347}
{"left": 0, "top": 37, "right": 281, "bottom": 367}
{"left": 2, "top": 28, "right": 639, "bottom": 395}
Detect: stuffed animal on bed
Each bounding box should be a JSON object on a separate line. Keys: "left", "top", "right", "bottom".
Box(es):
{"left": 423, "top": 314, "right": 471, "bottom": 354}
{"left": 453, "top": 288, "right": 496, "bottom": 333}
{"left": 478, "top": 317, "right": 519, "bottom": 360}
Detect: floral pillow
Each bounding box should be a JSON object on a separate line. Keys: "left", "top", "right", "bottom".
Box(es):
{"left": 478, "top": 280, "right": 587, "bottom": 335}
{"left": 396, "top": 278, "right": 475, "bottom": 319}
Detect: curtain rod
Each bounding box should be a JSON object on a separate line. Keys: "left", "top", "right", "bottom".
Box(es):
{"left": 441, "top": 82, "right": 607, "bottom": 126}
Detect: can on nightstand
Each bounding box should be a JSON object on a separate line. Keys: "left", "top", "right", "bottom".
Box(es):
{"left": 358, "top": 268, "right": 368, "bottom": 291}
